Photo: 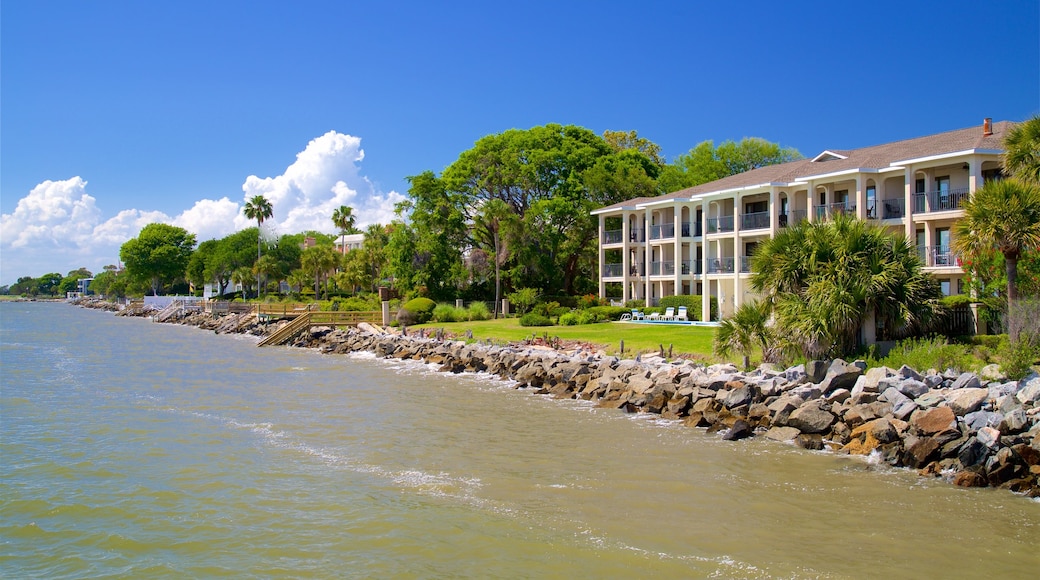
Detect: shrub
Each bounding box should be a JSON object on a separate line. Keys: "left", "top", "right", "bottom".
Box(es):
{"left": 519, "top": 312, "right": 553, "bottom": 327}
{"left": 940, "top": 294, "right": 975, "bottom": 309}
{"left": 881, "top": 336, "right": 978, "bottom": 374}
{"left": 508, "top": 288, "right": 540, "bottom": 314}
{"left": 587, "top": 306, "right": 628, "bottom": 320}
{"left": 549, "top": 306, "right": 571, "bottom": 318}
{"left": 467, "top": 301, "right": 491, "bottom": 321}
{"left": 1000, "top": 336, "right": 1039, "bottom": 380}
{"left": 576, "top": 294, "right": 606, "bottom": 309}
{"left": 576, "top": 310, "right": 598, "bottom": 324}
{"left": 398, "top": 296, "right": 436, "bottom": 325}
{"left": 624, "top": 299, "right": 646, "bottom": 308}
{"left": 558, "top": 312, "right": 580, "bottom": 326}
{"left": 432, "top": 303, "right": 465, "bottom": 323}
{"left": 534, "top": 300, "right": 561, "bottom": 318}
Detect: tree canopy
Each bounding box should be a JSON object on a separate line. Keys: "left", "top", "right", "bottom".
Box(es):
{"left": 119, "top": 223, "right": 196, "bottom": 295}
{"left": 657, "top": 137, "right": 802, "bottom": 193}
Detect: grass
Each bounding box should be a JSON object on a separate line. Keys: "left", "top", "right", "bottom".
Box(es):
{"left": 412, "top": 317, "right": 718, "bottom": 360}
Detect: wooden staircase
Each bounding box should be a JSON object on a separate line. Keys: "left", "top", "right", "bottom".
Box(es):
{"left": 257, "top": 310, "right": 383, "bottom": 347}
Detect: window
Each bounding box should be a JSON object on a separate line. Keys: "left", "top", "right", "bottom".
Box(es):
{"left": 866, "top": 185, "right": 876, "bottom": 217}
{"left": 915, "top": 178, "right": 926, "bottom": 194}
{"left": 745, "top": 200, "right": 767, "bottom": 214}
{"left": 936, "top": 176, "right": 950, "bottom": 194}
{"left": 940, "top": 280, "right": 951, "bottom": 296}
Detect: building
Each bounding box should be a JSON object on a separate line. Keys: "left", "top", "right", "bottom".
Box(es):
{"left": 335, "top": 233, "right": 365, "bottom": 254}
{"left": 593, "top": 119, "right": 1011, "bottom": 326}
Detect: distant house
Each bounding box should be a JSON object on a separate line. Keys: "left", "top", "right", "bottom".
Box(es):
{"left": 335, "top": 233, "right": 365, "bottom": 254}
{"left": 592, "top": 118, "right": 1010, "bottom": 329}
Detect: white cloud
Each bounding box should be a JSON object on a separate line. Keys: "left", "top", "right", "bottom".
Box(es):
{"left": 0, "top": 131, "right": 404, "bottom": 285}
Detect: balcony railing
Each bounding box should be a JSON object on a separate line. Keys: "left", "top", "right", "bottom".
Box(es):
{"left": 629, "top": 263, "right": 645, "bottom": 276}
{"left": 603, "top": 263, "right": 623, "bottom": 277}
{"left": 740, "top": 256, "right": 752, "bottom": 273}
{"left": 707, "top": 257, "right": 736, "bottom": 274}
{"left": 604, "top": 229, "right": 623, "bottom": 244}
{"left": 779, "top": 210, "right": 807, "bottom": 228}
{"left": 870, "top": 198, "right": 905, "bottom": 219}
{"left": 649, "top": 223, "right": 675, "bottom": 240}
{"left": 912, "top": 188, "right": 970, "bottom": 214}
{"left": 813, "top": 202, "right": 856, "bottom": 221}
{"left": 706, "top": 215, "right": 735, "bottom": 234}
{"left": 918, "top": 245, "right": 961, "bottom": 268}
{"left": 627, "top": 228, "right": 645, "bottom": 243}
{"left": 649, "top": 261, "right": 676, "bottom": 276}
{"left": 682, "top": 221, "right": 700, "bottom": 237}
{"left": 680, "top": 260, "right": 702, "bottom": 275}
{"left": 740, "top": 211, "right": 770, "bottom": 230}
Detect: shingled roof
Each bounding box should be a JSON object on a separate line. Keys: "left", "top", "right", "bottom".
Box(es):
{"left": 594, "top": 120, "right": 1012, "bottom": 213}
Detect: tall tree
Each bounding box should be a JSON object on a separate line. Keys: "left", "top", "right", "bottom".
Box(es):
{"left": 658, "top": 138, "right": 802, "bottom": 193}
{"left": 602, "top": 129, "right": 665, "bottom": 165}
{"left": 332, "top": 205, "right": 357, "bottom": 254}
{"left": 301, "top": 245, "right": 338, "bottom": 299}
{"left": 119, "top": 223, "right": 196, "bottom": 296}
{"left": 472, "top": 199, "right": 515, "bottom": 318}
{"left": 953, "top": 178, "right": 1040, "bottom": 340}
{"left": 1003, "top": 116, "right": 1040, "bottom": 184}
{"left": 243, "top": 195, "right": 274, "bottom": 298}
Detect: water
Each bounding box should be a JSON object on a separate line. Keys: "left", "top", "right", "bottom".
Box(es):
{"left": 1, "top": 302, "right": 1037, "bottom": 578}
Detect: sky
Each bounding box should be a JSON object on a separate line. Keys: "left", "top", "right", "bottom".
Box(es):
{"left": 1, "top": 0, "right": 1038, "bottom": 286}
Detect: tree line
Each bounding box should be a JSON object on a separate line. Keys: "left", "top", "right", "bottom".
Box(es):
{"left": 3, "top": 125, "right": 802, "bottom": 301}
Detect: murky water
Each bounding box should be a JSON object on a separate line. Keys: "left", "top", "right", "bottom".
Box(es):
{"left": 1, "top": 302, "right": 1037, "bottom": 578}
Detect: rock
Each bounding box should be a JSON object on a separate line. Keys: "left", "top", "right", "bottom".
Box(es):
{"left": 922, "top": 374, "right": 944, "bottom": 389}
{"left": 880, "top": 386, "right": 910, "bottom": 406}
{"left": 977, "top": 426, "right": 1002, "bottom": 449}
{"left": 806, "top": 360, "right": 829, "bottom": 384}
{"left": 1012, "top": 443, "right": 1040, "bottom": 466}
{"left": 897, "top": 365, "right": 923, "bottom": 381}
{"left": 1000, "top": 409, "right": 1029, "bottom": 434}
{"left": 1016, "top": 375, "right": 1040, "bottom": 405}
{"left": 723, "top": 385, "right": 754, "bottom": 409}
{"left": 818, "top": 359, "right": 863, "bottom": 394}
{"left": 952, "top": 470, "right": 988, "bottom": 487}
{"left": 915, "top": 392, "right": 946, "bottom": 409}
{"left": 964, "top": 411, "right": 1003, "bottom": 432}
{"left": 912, "top": 406, "right": 955, "bottom": 435}
{"left": 869, "top": 417, "right": 900, "bottom": 444}
{"left": 903, "top": 437, "right": 940, "bottom": 468}
{"left": 795, "top": 433, "right": 824, "bottom": 450}
{"left": 787, "top": 404, "right": 836, "bottom": 434}
{"left": 825, "top": 388, "right": 851, "bottom": 404}
{"left": 950, "top": 372, "right": 981, "bottom": 390}
{"left": 946, "top": 388, "right": 989, "bottom": 416}
{"left": 764, "top": 426, "right": 800, "bottom": 442}
{"left": 897, "top": 378, "right": 929, "bottom": 399}
{"left": 722, "top": 419, "right": 753, "bottom": 441}
{"left": 979, "top": 364, "right": 1005, "bottom": 382}
{"left": 957, "top": 438, "right": 990, "bottom": 468}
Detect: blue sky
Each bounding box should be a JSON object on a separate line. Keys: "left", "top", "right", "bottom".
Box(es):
{"left": 2, "top": 0, "right": 1038, "bottom": 285}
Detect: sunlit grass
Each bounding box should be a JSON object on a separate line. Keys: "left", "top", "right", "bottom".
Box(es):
{"left": 412, "top": 317, "right": 718, "bottom": 360}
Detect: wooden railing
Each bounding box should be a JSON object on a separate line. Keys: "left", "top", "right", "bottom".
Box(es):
{"left": 257, "top": 310, "right": 383, "bottom": 346}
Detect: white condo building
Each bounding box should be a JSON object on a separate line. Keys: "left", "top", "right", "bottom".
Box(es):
{"left": 593, "top": 119, "right": 1012, "bottom": 326}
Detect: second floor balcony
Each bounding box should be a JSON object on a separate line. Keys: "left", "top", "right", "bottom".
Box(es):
{"left": 603, "top": 263, "right": 623, "bottom": 278}
{"left": 867, "top": 198, "right": 906, "bottom": 220}
{"left": 779, "top": 210, "right": 807, "bottom": 228}
{"left": 649, "top": 260, "right": 676, "bottom": 276}
{"left": 740, "top": 211, "right": 770, "bottom": 230}
{"left": 706, "top": 215, "right": 735, "bottom": 234}
{"left": 912, "top": 188, "right": 970, "bottom": 214}
{"left": 814, "top": 202, "right": 856, "bottom": 221}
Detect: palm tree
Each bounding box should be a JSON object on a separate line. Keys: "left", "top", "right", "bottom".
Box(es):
{"left": 1003, "top": 116, "right": 1040, "bottom": 184}
{"left": 714, "top": 299, "right": 778, "bottom": 369}
{"left": 243, "top": 195, "right": 274, "bottom": 298}
{"left": 287, "top": 269, "right": 310, "bottom": 298}
{"left": 953, "top": 178, "right": 1040, "bottom": 340}
{"left": 301, "top": 245, "right": 338, "bottom": 299}
{"left": 332, "top": 205, "right": 357, "bottom": 254}
{"left": 473, "top": 199, "right": 514, "bottom": 318}
{"left": 750, "top": 214, "right": 942, "bottom": 359}
{"left": 253, "top": 254, "right": 282, "bottom": 298}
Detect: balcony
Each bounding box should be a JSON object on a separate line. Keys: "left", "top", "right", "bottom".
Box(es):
{"left": 680, "top": 260, "right": 703, "bottom": 275}
{"left": 603, "top": 263, "right": 623, "bottom": 277}
{"left": 740, "top": 256, "right": 752, "bottom": 273}
{"left": 912, "top": 189, "right": 970, "bottom": 214}
{"left": 707, "top": 257, "right": 736, "bottom": 274}
{"left": 604, "top": 229, "right": 623, "bottom": 244}
{"left": 740, "top": 211, "right": 770, "bottom": 230}
{"left": 867, "top": 198, "right": 905, "bottom": 220}
{"left": 649, "top": 261, "right": 676, "bottom": 276}
{"left": 706, "top": 215, "right": 735, "bottom": 234}
{"left": 649, "top": 223, "right": 675, "bottom": 240}
{"left": 682, "top": 221, "right": 700, "bottom": 237}
{"left": 918, "top": 245, "right": 961, "bottom": 268}
{"left": 779, "top": 210, "right": 807, "bottom": 228}
{"left": 629, "top": 263, "right": 646, "bottom": 276}
{"left": 814, "top": 202, "right": 856, "bottom": 221}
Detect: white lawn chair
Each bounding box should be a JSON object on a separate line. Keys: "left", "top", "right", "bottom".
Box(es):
{"left": 632, "top": 308, "right": 645, "bottom": 321}
{"left": 662, "top": 307, "right": 675, "bottom": 320}
{"left": 676, "top": 306, "right": 689, "bottom": 321}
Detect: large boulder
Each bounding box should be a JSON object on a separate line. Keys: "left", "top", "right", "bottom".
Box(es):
{"left": 1016, "top": 374, "right": 1040, "bottom": 405}
{"left": 764, "top": 426, "right": 801, "bottom": 442}
{"left": 787, "top": 404, "right": 836, "bottom": 434}
{"left": 723, "top": 385, "right": 754, "bottom": 409}
{"left": 950, "top": 372, "right": 982, "bottom": 390}
{"left": 912, "top": 406, "right": 955, "bottom": 435}
{"left": 946, "top": 388, "right": 989, "bottom": 416}
{"left": 818, "top": 359, "right": 863, "bottom": 393}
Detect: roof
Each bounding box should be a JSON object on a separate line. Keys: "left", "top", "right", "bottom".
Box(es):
{"left": 593, "top": 120, "right": 1012, "bottom": 213}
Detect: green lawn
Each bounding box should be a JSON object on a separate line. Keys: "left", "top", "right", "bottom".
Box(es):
{"left": 413, "top": 317, "right": 719, "bottom": 360}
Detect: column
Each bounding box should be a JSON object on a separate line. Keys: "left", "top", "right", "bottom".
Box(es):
{"left": 854, "top": 175, "right": 865, "bottom": 220}
{"left": 904, "top": 166, "right": 914, "bottom": 238}
{"left": 598, "top": 214, "right": 606, "bottom": 298}
{"left": 621, "top": 212, "right": 631, "bottom": 303}
{"left": 673, "top": 204, "right": 681, "bottom": 296}
{"left": 643, "top": 211, "right": 651, "bottom": 305}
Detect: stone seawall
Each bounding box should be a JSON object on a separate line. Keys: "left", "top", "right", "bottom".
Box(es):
{"left": 77, "top": 298, "right": 1040, "bottom": 497}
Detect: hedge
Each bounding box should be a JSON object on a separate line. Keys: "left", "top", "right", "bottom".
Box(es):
{"left": 657, "top": 295, "right": 717, "bottom": 321}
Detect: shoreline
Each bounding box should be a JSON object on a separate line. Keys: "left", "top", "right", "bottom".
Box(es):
{"left": 72, "top": 297, "right": 1040, "bottom": 498}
